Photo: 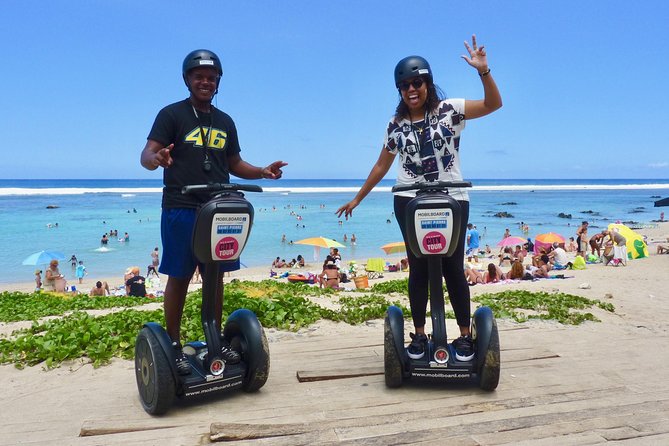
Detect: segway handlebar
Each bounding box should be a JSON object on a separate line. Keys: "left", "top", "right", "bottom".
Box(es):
{"left": 182, "top": 183, "right": 263, "bottom": 195}
{"left": 391, "top": 181, "right": 472, "bottom": 193}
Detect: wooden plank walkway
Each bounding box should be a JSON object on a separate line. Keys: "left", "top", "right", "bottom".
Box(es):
{"left": 2, "top": 301, "right": 669, "bottom": 445}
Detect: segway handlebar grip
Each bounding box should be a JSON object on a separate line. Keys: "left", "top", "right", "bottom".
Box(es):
{"left": 181, "top": 183, "right": 263, "bottom": 195}
{"left": 391, "top": 181, "right": 472, "bottom": 193}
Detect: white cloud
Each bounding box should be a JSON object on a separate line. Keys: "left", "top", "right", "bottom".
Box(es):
{"left": 647, "top": 162, "right": 669, "bottom": 168}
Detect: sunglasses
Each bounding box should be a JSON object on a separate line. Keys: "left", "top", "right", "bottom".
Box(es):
{"left": 398, "top": 78, "right": 425, "bottom": 91}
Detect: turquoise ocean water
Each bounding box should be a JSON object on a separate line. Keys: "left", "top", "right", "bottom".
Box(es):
{"left": 1, "top": 178, "right": 668, "bottom": 285}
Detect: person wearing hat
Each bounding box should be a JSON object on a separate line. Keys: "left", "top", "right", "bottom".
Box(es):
{"left": 140, "top": 49, "right": 287, "bottom": 376}
{"left": 125, "top": 266, "right": 147, "bottom": 297}
{"left": 337, "top": 35, "right": 502, "bottom": 361}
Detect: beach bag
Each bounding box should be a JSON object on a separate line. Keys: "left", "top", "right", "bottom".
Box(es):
{"left": 572, "top": 255, "right": 586, "bottom": 270}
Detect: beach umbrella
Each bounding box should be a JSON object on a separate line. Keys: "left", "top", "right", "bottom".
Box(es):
{"left": 380, "top": 241, "right": 406, "bottom": 255}
{"left": 607, "top": 223, "right": 648, "bottom": 259}
{"left": 21, "top": 250, "right": 65, "bottom": 266}
{"left": 380, "top": 241, "right": 407, "bottom": 271}
{"left": 496, "top": 236, "right": 526, "bottom": 248}
{"left": 535, "top": 232, "right": 565, "bottom": 244}
{"left": 295, "top": 236, "right": 345, "bottom": 262}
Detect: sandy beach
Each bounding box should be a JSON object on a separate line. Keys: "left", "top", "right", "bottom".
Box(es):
{"left": 1, "top": 223, "right": 668, "bottom": 444}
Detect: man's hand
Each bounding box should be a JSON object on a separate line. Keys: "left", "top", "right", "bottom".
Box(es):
{"left": 261, "top": 161, "right": 288, "bottom": 179}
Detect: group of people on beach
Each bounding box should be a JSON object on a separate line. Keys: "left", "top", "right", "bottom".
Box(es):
{"left": 463, "top": 218, "right": 638, "bottom": 287}
{"left": 271, "top": 255, "right": 305, "bottom": 269}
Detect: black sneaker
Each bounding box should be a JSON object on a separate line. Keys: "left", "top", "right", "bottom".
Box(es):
{"left": 220, "top": 339, "right": 241, "bottom": 364}
{"left": 407, "top": 332, "right": 428, "bottom": 359}
{"left": 172, "top": 342, "right": 192, "bottom": 375}
{"left": 453, "top": 335, "right": 475, "bottom": 361}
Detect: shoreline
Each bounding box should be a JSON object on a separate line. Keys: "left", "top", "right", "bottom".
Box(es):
{"left": 3, "top": 182, "right": 669, "bottom": 197}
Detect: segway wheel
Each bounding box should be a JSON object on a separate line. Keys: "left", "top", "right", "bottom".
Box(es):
{"left": 225, "top": 309, "right": 270, "bottom": 392}
{"left": 479, "top": 318, "right": 500, "bottom": 391}
{"left": 241, "top": 328, "right": 270, "bottom": 392}
{"left": 135, "top": 327, "right": 175, "bottom": 415}
{"left": 384, "top": 314, "right": 403, "bottom": 388}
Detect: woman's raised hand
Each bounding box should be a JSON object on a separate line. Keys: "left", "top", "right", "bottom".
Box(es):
{"left": 461, "top": 34, "right": 489, "bottom": 73}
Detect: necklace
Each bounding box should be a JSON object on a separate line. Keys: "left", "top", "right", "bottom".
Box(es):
{"left": 191, "top": 104, "right": 214, "bottom": 172}
{"left": 410, "top": 110, "right": 429, "bottom": 135}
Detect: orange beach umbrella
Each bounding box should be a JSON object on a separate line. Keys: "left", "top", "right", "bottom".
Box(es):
{"left": 380, "top": 241, "right": 406, "bottom": 255}
{"left": 535, "top": 232, "right": 565, "bottom": 244}
{"left": 295, "top": 236, "right": 345, "bottom": 262}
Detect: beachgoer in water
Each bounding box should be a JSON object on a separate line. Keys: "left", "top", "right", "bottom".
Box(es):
{"left": 140, "top": 49, "right": 286, "bottom": 375}
{"left": 336, "top": 36, "right": 502, "bottom": 362}
{"left": 101, "top": 234, "right": 109, "bottom": 245}
{"left": 70, "top": 254, "right": 78, "bottom": 268}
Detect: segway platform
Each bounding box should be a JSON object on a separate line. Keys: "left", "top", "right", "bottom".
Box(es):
{"left": 135, "top": 183, "right": 270, "bottom": 415}
{"left": 384, "top": 181, "right": 500, "bottom": 390}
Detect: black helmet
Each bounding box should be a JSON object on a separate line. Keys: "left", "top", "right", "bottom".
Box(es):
{"left": 394, "top": 55, "right": 432, "bottom": 87}
{"left": 182, "top": 49, "right": 223, "bottom": 87}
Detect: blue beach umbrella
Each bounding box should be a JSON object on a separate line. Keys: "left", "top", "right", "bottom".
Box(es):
{"left": 22, "top": 250, "right": 66, "bottom": 266}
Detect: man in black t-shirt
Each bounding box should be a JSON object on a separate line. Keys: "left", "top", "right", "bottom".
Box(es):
{"left": 125, "top": 267, "right": 147, "bottom": 297}
{"left": 140, "top": 49, "right": 286, "bottom": 375}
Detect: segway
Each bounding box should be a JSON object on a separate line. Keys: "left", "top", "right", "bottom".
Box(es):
{"left": 384, "top": 181, "right": 500, "bottom": 390}
{"left": 135, "top": 183, "right": 270, "bottom": 415}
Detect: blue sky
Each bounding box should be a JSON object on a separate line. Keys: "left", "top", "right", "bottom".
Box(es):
{"left": 1, "top": 0, "right": 668, "bottom": 180}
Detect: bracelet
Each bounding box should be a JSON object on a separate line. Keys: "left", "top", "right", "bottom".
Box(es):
{"left": 479, "top": 68, "right": 491, "bottom": 77}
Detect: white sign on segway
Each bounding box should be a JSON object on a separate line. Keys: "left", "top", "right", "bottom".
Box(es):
{"left": 210, "top": 213, "right": 251, "bottom": 261}
{"left": 413, "top": 208, "right": 454, "bottom": 256}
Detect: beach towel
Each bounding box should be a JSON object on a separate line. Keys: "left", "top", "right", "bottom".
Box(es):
{"left": 572, "top": 255, "right": 586, "bottom": 270}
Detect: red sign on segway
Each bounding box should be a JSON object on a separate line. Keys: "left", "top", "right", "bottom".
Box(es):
{"left": 422, "top": 231, "right": 447, "bottom": 254}
{"left": 215, "top": 237, "right": 239, "bottom": 260}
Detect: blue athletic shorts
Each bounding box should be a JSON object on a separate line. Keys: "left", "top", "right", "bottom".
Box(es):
{"left": 159, "top": 208, "right": 240, "bottom": 279}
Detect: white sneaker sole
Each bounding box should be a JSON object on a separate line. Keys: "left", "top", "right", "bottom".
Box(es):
{"left": 455, "top": 351, "right": 475, "bottom": 362}
{"left": 406, "top": 349, "right": 425, "bottom": 360}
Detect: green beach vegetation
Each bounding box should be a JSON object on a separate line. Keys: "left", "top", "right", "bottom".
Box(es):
{"left": 0, "top": 280, "right": 613, "bottom": 369}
